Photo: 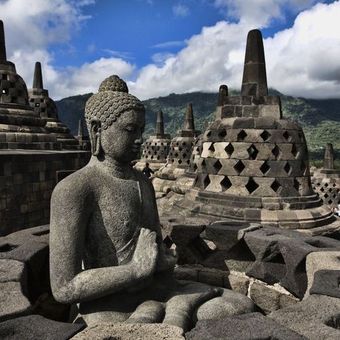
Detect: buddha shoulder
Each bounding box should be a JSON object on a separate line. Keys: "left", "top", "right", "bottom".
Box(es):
{"left": 51, "top": 166, "right": 96, "bottom": 208}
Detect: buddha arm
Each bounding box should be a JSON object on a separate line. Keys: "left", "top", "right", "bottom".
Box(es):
{"left": 49, "top": 180, "right": 139, "bottom": 305}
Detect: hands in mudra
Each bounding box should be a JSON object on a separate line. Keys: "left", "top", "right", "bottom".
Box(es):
{"left": 131, "top": 228, "right": 177, "bottom": 281}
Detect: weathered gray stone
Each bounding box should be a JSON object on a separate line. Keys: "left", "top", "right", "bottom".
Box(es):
{"left": 249, "top": 281, "right": 299, "bottom": 314}
{"left": 195, "top": 288, "right": 255, "bottom": 321}
{"left": 72, "top": 323, "right": 184, "bottom": 340}
{"left": 269, "top": 294, "right": 340, "bottom": 340}
{"left": 0, "top": 315, "right": 84, "bottom": 339}
{"left": 186, "top": 313, "right": 306, "bottom": 340}
{"left": 305, "top": 250, "right": 340, "bottom": 298}
{"left": 49, "top": 75, "right": 248, "bottom": 332}
{"left": 243, "top": 226, "right": 340, "bottom": 298}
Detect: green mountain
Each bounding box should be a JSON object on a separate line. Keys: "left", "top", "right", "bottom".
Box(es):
{"left": 55, "top": 90, "right": 340, "bottom": 161}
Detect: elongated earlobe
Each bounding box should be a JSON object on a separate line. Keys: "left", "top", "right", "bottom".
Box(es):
{"left": 90, "top": 119, "right": 102, "bottom": 157}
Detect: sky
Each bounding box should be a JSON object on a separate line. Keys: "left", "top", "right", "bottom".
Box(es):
{"left": 1, "top": 0, "right": 340, "bottom": 100}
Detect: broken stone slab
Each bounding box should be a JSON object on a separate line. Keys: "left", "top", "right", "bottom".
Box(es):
{"left": 243, "top": 227, "right": 340, "bottom": 298}
{"left": 0, "top": 259, "right": 31, "bottom": 321}
{"left": 249, "top": 281, "right": 299, "bottom": 314}
{"left": 223, "top": 271, "right": 250, "bottom": 296}
{"left": 269, "top": 294, "right": 340, "bottom": 340}
{"left": 0, "top": 226, "right": 50, "bottom": 302}
{"left": 0, "top": 315, "right": 84, "bottom": 340}
{"left": 0, "top": 281, "right": 32, "bottom": 321}
{"left": 186, "top": 312, "right": 306, "bottom": 340}
{"left": 304, "top": 250, "right": 340, "bottom": 298}
{"left": 310, "top": 270, "right": 340, "bottom": 299}
{"left": 72, "top": 322, "right": 184, "bottom": 340}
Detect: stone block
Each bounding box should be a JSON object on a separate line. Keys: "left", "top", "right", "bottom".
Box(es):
{"left": 269, "top": 294, "right": 340, "bottom": 340}
{"left": 186, "top": 313, "right": 306, "bottom": 340}
{"left": 0, "top": 315, "right": 85, "bottom": 340}
{"left": 258, "top": 104, "right": 282, "bottom": 119}
{"left": 249, "top": 281, "right": 299, "bottom": 314}
{"left": 304, "top": 250, "right": 340, "bottom": 298}
{"left": 224, "top": 271, "right": 250, "bottom": 295}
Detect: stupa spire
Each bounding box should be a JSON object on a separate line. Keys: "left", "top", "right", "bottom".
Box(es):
{"left": 78, "top": 118, "right": 84, "bottom": 138}
{"left": 323, "top": 143, "right": 334, "bottom": 170}
{"left": 183, "top": 103, "right": 195, "bottom": 131}
{"left": 218, "top": 85, "right": 228, "bottom": 106}
{"left": 0, "top": 20, "right": 7, "bottom": 61}
{"left": 156, "top": 110, "right": 165, "bottom": 136}
{"left": 33, "top": 62, "right": 44, "bottom": 89}
{"left": 241, "top": 29, "right": 268, "bottom": 97}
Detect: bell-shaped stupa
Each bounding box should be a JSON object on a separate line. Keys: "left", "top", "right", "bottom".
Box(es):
{"left": 178, "top": 29, "right": 338, "bottom": 234}
{"left": 159, "top": 103, "right": 200, "bottom": 178}
{"left": 28, "top": 62, "right": 81, "bottom": 149}
{"left": 138, "top": 110, "right": 171, "bottom": 171}
{"left": 0, "top": 21, "right": 58, "bottom": 150}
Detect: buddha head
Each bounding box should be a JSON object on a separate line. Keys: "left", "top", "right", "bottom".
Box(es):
{"left": 85, "top": 75, "right": 145, "bottom": 164}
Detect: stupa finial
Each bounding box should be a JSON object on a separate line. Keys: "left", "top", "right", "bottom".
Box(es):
{"left": 183, "top": 103, "right": 195, "bottom": 131}
{"left": 156, "top": 110, "right": 165, "bottom": 136}
{"left": 0, "top": 20, "right": 7, "bottom": 61}
{"left": 241, "top": 29, "right": 268, "bottom": 97}
{"left": 218, "top": 85, "right": 228, "bottom": 106}
{"left": 323, "top": 143, "right": 335, "bottom": 170}
{"left": 33, "top": 62, "right": 44, "bottom": 89}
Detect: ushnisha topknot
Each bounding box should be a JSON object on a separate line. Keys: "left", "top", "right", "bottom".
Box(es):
{"left": 85, "top": 75, "right": 145, "bottom": 130}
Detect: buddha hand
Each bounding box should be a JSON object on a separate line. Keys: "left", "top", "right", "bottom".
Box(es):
{"left": 131, "top": 228, "right": 158, "bottom": 281}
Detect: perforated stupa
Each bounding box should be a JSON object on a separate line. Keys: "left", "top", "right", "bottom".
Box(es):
{"left": 178, "top": 29, "right": 338, "bottom": 233}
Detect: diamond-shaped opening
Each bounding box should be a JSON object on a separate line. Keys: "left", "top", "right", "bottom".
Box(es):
{"left": 193, "top": 163, "right": 198, "bottom": 171}
{"left": 294, "top": 179, "right": 300, "bottom": 192}
{"left": 300, "top": 161, "right": 306, "bottom": 174}
{"left": 260, "top": 130, "right": 271, "bottom": 141}
{"left": 218, "top": 129, "right": 227, "bottom": 138}
{"left": 203, "top": 175, "right": 211, "bottom": 189}
{"left": 272, "top": 145, "right": 281, "bottom": 159}
{"left": 247, "top": 144, "right": 259, "bottom": 160}
{"left": 208, "top": 143, "right": 215, "bottom": 152}
{"left": 283, "top": 131, "right": 291, "bottom": 141}
{"left": 201, "top": 159, "right": 207, "bottom": 169}
{"left": 292, "top": 144, "right": 298, "bottom": 158}
{"left": 271, "top": 179, "right": 282, "bottom": 193}
{"left": 325, "top": 183, "right": 328, "bottom": 187}
{"left": 237, "top": 130, "right": 247, "bottom": 141}
{"left": 213, "top": 160, "right": 222, "bottom": 173}
{"left": 246, "top": 177, "right": 259, "bottom": 194}
{"left": 224, "top": 143, "right": 234, "bottom": 157}
{"left": 206, "top": 130, "right": 212, "bottom": 138}
{"left": 324, "top": 193, "right": 329, "bottom": 199}
{"left": 284, "top": 162, "right": 292, "bottom": 175}
{"left": 221, "top": 176, "right": 232, "bottom": 191}
{"left": 234, "top": 160, "right": 245, "bottom": 175}
{"left": 260, "top": 161, "right": 270, "bottom": 175}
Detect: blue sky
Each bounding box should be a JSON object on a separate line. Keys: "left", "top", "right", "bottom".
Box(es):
{"left": 1, "top": 0, "right": 340, "bottom": 99}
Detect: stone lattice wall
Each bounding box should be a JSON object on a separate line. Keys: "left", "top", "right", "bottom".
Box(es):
{"left": 142, "top": 138, "right": 171, "bottom": 163}
{"left": 193, "top": 118, "right": 312, "bottom": 198}
{"left": 0, "top": 150, "right": 90, "bottom": 236}
{"left": 312, "top": 177, "right": 340, "bottom": 208}
{"left": 167, "top": 137, "right": 194, "bottom": 168}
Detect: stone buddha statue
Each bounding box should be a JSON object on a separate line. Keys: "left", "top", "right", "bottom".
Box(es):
{"left": 50, "top": 75, "right": 253, "bottom": 331}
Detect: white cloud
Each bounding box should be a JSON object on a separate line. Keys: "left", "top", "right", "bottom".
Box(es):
{"left": 172, "top": 4, "right": 190, "bottom": 17}
{"left": 0, "top": 0, "right": 136, "bottom": 99}
{"left": 129, "top": 1, "right": 340, "bottom": 100}
{"left": 213, "top": 0, "right": 322, "bottom": 27}
{"left": 1, "top": 0, "right": 340, "bottom": 101}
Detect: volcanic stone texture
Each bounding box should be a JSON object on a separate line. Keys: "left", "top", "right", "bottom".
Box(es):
{"left": 0, "top": 150, "right": 90, "bottom": 235}
{"left": 186, "top": 313, "right": 305, "bottom": 340}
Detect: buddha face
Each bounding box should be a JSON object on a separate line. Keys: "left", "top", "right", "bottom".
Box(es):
{"left": 99, "top": 109, "right": 145, "bottom": 164}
